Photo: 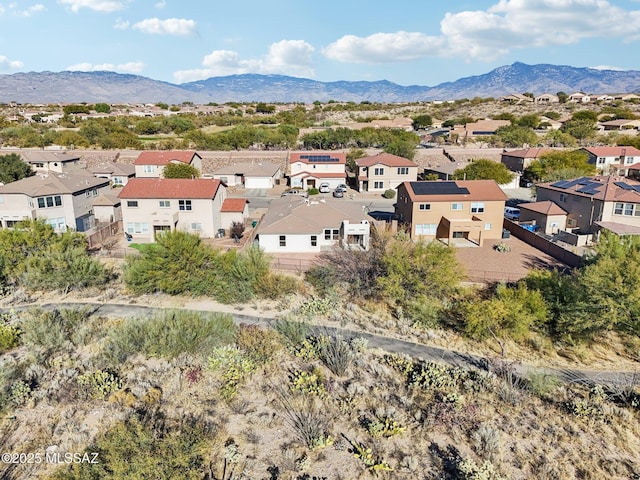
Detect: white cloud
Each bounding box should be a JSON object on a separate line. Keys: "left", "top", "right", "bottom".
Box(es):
{"left": 591, "top": 65, "right": 630, "bottom": 71}
{"left": 113, "top": 18, "right": 129, "bottom": 29}
{"left": 155, "top": 0, "right": 166, "bottom": 8}
{"left": 58, "top": 0, "right": 128, "bottom": 13}
{"left": 18, "top": 4, "right": 46, "bottom": 17}
{"left": 173, "top": 39, "right": 315, "bottom": 83}
{"left": 66, "top": 61, "right": 145, "bottom": 74}
{"left": 132, "top": 17, "right": 197, "bottom": 36}
{"left": 0, "top": 55, "right": 24, "bottom": 70}
{"left": 323, "top": 31, "right": 444, "bottom": 63}
{"left": 322, "top": 0, "right": 640, "bottom": 64}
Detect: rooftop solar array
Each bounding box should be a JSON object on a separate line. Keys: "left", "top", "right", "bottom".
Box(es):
{"left": 550, "top": 177, "right": 604, "bottom": 195}
{"left": 410, "top": 181, "right": 470, "bottom": 196}
{"left": 614, "top": 181, "right": 640, "bottom": 193}
{"left": 300, "top": 154, "right": 341, "bottom": 163}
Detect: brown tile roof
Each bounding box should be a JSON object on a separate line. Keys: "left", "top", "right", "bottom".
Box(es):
{"left": 0, "top": 171, "right": 109, "bottom": 196}
{"left": 289, "top": 152, "right": 346, "bottom": 164}
{"left": 117, "top": 178, "right": 222, "bottom": 199}
{"left": 92, "top": 194, "right": 121, "bottom": 207}
{"left": 134, "top": 150, "right": 200, "bottom": 166}
{"left": 583, "top": 146, "right": 640, "bottom": 157}
{"left": 89, "top": 162, "right": 135, "bottom": 176}
{"left": 221, "top": 198, "right": 248, "bottom": 213}
{"left": 501, "top": 147, "right": 551, "bottom": 159}
{"left": 519, "top": 200, "right": 567, "bottom": 215}
{"left": 356, "top": 152, "right": 418, "bottom": 168}
{"left": 537, "top": 175, "right": 640, "bottom": 203}
{"left": 401, "top": 180, "right": 507, "bottom": 202}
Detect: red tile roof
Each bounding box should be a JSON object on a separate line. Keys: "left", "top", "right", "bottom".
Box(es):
{"left": 290, "top": 172, "right": 346, "bottom": 179}
{"left": 501, "top": 147, "right": 551, "bottom": 159}
{"left": 289, "top": 152, "right": 346, "bottom": 164}
{"left": 117, "top": 178, "right": 222, "bottom": 199}
{"left": 519, "top": 200, "right": 567, "bottom": 215}
{"left": 583, "top": 146, "right": 640, "bottom": 157}
{"left": 134, "top": 150, "right": 200, "bottom": 166}
{"left": 221, "top": 198, "right": 248, "bottom": 213}
{"left": 356, "top": 152, "right": 417, "bottom": 168}
{"left": 537, "top": 175, "right": 640, "bottom": 202}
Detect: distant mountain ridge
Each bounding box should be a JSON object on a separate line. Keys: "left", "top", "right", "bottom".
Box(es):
{"left": 1, "top": 62, "right": 639, "bottom": 104}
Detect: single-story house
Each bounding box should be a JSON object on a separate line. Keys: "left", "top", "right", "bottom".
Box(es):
{"left": 213, "top": 162, "right": 282, "bottom": 189}
{"left": 518, "top": 201, "right": 568, "bottom": 235}
{"left": 220, "top": 198, "right": 250, "bottom": 231}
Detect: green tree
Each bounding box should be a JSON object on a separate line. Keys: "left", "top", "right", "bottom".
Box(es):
{"left": 452, "top": 159, "right": 514, "bottom": 184}
{"left": 517, "top": 114, "right": 541, "bottom": 129}
{"left": 524, "top": 149, "right": 595, "bottom": 181}
{"left": 0, "top": 153, "right": 34, "bottom": 184}
{"left": 63, "top": 104, "right": 90, "bottom": 115}
{"left": 346, "top": 148, "right": 367, "bottom": 173}
{"left": 491, "top": 125, "right": 538, "bottom": 148}
{"left": 384, "top": 140, "right": 417, "bottom": 160}
{"left": 93, "top": 103, "right": 111, "bottom": 113}
{"left": 556, "top": 91, "right": 568, "bottom": 103}
{"left": 542, "top": 129, "right": 578, "bottom": 148}
{"left": 163, "top": 162, "right": 200, "bottom": 179}
{"left": 412, "top": 114, "right": 433, "bottom": 129}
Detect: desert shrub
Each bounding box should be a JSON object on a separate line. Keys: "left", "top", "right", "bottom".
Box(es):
{"left": 276, "top": 392, "right": 333, "bottom": 450}
{"left": 236, "top": 324, "right": 283, "bottom": 364}
{"left": 0, "top": 315, "right": 20, "bottom": 353}
{"left": 361, "top": 413, "right": 406, "bottom": 438}
{"left": 274, "top": 317, "right": 310, "bottom": 348}
{"left": 307, "top": 187, "right": 319, "bottom": 195}
{"left": 383, "top": 188, "right": 396, "bottom": 199}
{"left": 457, "top": 458, "right": 505, "bottom": 480}
{"left": 77, "top": 370, "right": 122, "bottom": 400}
{"left": 350, "top": 440, "right": 393, "bottom": 473}
{"left": 471, "top": 424, "right": 501, "bottom": 461}
{"left": 526, "top": 371, "right": 559, "bottom": 399}
{"left": 229, "top": 221, "right": 245, "bottom": 239}
{"left": 316, "top": 334, "right": 353, "bottom": 376}
{"left": 208, "top": 345, "right": 257, "bottom": 400}
{"left": 50, "top": 418, "right": 211, "bottom": 480}
{"left": 256, "top": 272, "right": 299, "bottom": 299}
{"left": 19, "top": 307, "right": 96, "bottom": 355}
{"left": 9, "top": 380, "right": 32, "bottom": 407}
{"left": 290, "top": 368, "right": 328, "bottom": 398}
{"left": 103, "top": 310, "right": 236, "bottom": 364}
{"left": 296, "top": 294, "right": 341, "bottom": 318}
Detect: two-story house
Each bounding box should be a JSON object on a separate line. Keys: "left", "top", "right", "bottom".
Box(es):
{"left": 89, "top": 162, "right": 136, "bottom": 187}
{"left": 117, "top": 178, "right": 226, "bottom": 241}
{"left": 0, "top": 171, "right": 110, "bottom": 231}
{"left": 288, "top": 152, "right": 346, "bottom": 190}
{"left": 500, "top": 147, "right": 552, "bottom": 173}
{"left": 395, "top": 180, "right": 507, "bottom": 246}
{"left": 21, "top": 151, "right": 83, "bottom": 173}
{"left": 133, "top": 150, "right": 203, "bottom": 178}
{"left": 254, "top": 196, "right": 371, "bottom": 253}
{"left": 354, "top": 153, "right": 418, "bottom": 192}
{"left": 583, "top": 146, "right": 640, "bottom": 175}
{"left": 536, "top": 175, "right": 640, "bottom": 235}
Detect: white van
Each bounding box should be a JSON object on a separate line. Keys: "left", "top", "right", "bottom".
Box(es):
{"left": 504, "top": 207, "right": 520, "bottom": 221}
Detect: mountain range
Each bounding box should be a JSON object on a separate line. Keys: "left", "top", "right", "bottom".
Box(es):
{"left": 1, "top": 62, "right": 639, "bottom": 104}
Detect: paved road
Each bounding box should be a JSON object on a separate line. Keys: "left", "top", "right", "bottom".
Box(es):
{"left": 2, "top": 301, "right": 636, "bottom": 388}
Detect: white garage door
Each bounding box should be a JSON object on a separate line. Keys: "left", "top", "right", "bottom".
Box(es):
{"left": 245, "top": 177, "right": 273, "bottom": 189}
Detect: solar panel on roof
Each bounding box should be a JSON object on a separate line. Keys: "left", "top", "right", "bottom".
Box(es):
{"left": 551, "top": 180, "right": 571, "bottom": 189}
{"left": 615, "top": 182, "right": 634, "bottom": 190}
{"left": 577, "top": 186, "right": 600, "bottom": 195}
{"left": 410, "top": 181, "right": 470, "bottom": 196}
{"left": 300, "top": 154, "right": 340, "bottom": 163}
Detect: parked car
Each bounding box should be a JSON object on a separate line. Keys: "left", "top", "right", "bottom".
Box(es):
{"left": 504, "top": 207, "right": 520, "bottom": 221}
{"left": 281, "top": 189, "right": 308, "bottom": 198}
{"left": 332, "top": 189, "right": 344, "bottom": 198}
{"left": 319, "top": 182, "right": 331, "bottom": 193}
{"left": 335, "top": 183, "right": 348, "bottom": 193}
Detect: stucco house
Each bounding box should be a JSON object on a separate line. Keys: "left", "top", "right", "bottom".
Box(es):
{"left": 21, "top": 151, "right": 83, "bottom": 173}
{"left": 582, "top": 146, "right": 640, "bottom": 174}
{"left": 254, "top": 196, "right": 371, "bottom": 253}
{"left": 288, "top": 152, "right": 346, "bottom": 190}
{"left": 536, "top": 175, "right": 640, "bottom": 235}
{"left": 535, "top": 93, "right": 560, "bottom": 104}
{"left": 518, "top": 201, "right": 568, "bottom": 235}
{"left": 354, "top": 152, "right": 418, "bottom": 192}
{"left": 220, "top": 198, "right": 250, "bottom": 231}
{"left": 92, "top": 194, "right": 122, "bottom": 224}
{"left": 395, "top": 180, "right": 507, "bottom": 246}
{"left": 449, "top": 120, "right": 511, "bottom": 142}
{"left": 89, "top": 162, "right": 136, "bottom": 187}
{"left": 133, "top": 150, "right": 203, "bottom": 178}
{"left": 212, "top": 162, "right": 282, "bottom": 189}
{"left": 500, "top": 147, "right": 552, "bottom": 173}
{"left": 117, "top": 178, "right": 226, "bottom": 241}
{"left": 0, "top": 171, "right": 111, "bottom": 231}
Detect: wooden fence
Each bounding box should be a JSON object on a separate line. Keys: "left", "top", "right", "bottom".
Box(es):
{"left": 86, "top": 220, "right": 122, "bottom": 249}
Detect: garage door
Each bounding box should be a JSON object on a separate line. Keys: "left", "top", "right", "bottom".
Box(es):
{"left": 245, "top": 177, "right": 273, "bottom": 189}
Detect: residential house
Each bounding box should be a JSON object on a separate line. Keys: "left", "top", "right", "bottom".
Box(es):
{"left": 354, "top": 152, "right": 418, "bottom": 192}
{"left": 582, "top": 146, "right": 640, "bottom": 174}
{"left": 501, "top": 147, "right": 552, "bottom": 173}
{"left": 117, "top": 178, "right": 226, "bottom": 241}
{"left": 538, "top": 116, "right": 563, "bottom": 130}
{"left": 535, "top": 93, "right": 560, "bottom": 104}
{"left": 288, "top": 152, "right": 346, "bottom": 190}
{"left": 518, "top": 201, "right": 568, "bottom": 235}
{"left": 220, "top": 198, "right": 250, "bottom": 231}
{"left": 500, "top": 93, "right": 534, "bottom": 104}
{"left": 21, "top": 151, "right": 83, "bottom": 173}
{"left": 598, "top": 119, "right": 640, "bottom": 132}
{"left": 92, "top": 194, "right": 122, "bottom": 224}
{"left": 567, "top": 92, "right": 591, "bottom": 103}
{"left": 395, "top": 180, "right": 507, "bottom": 245}
{"left": 613, "top": 93, "right": 640, "bottom": 102}
{"left": 254, "top": 196, "right": 371, "bottom": 253}
{"left": 449, "top": 120, "right": 511, "bottom": 143}
{"left": 89, "top": 162, "right": 136, "bottom": 187}
{"left": 133, "top": 150, "right": 203, "bottom": 178}
{"left": 212, "top": 162, "right": 282, "bottom": 189}
{"left": 535, "top": 175, "right": 640, "bottom": 235}
{"left": 0, "top": 171, "right": 111, "bottom": 231}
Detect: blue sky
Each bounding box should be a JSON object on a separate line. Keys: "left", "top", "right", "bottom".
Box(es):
{"left": 0, "top": 0, "right": 639, "bottom": 86}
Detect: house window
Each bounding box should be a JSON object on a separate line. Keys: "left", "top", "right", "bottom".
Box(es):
{"left": 159, "top": 200, "right": 171, "bottom": 208}
{"left": 112, "top": 177, "right": 123, "bottom": 186}
{"left": 143, "top": 165, "right": 156, "bottom": 173}
{"left": 484, "top": 223, "right": 492, "bottom": 230}
{"left": 374, "top": 181, "right": 384, "bottom": 189}
{"left": 279, "top": 235, "right": 286, "bottom": 247}
{"left": 415, "top": 224, "right": 437, "bottom": 235}
{"left": 126, "top": 222, "right": 149, "bottom": 234}
{"left": 179, "top": 200, "right": 192, "bottom": 211}
{"left": 127, "top": 200, "right": 138, "bottom": 208}
{"left": 46, "top": 217, "right": 66, "bottom": 232}
{"left": 374, "top": 167, "right": 384, "bottom": 175}
{"left": 597, "top": 157, "right": 606, "bottom": 164}
{"left": 559, "top": 193, "right": 568, "bottom": 203}
{"left": 626, "top": 157, "right": 635, "bottom": 164}
{"left": 191, "top": 223, "right": 202, "bottom": 231}
{"left": 37, "top": 195, "right": 62, "bottom": 208}
{"left": 397, "top": 167, "right": 409, "bottom": 175}
{"left": 451, "top": 203, "right": 463, "bottom": 211}
{"left": 419, "top": 203, "right": 431, "bottom": 210}
{"left": 311, "top": 235, "right": 317, "bottom": 247}
{"left": 613, "top": 203, "right": 640, "bottom": 216}
{"left": 85, "top": 189, "right": 97, "bottom": 197}
{"left": 614, "top": 203, "right": 623, "bottom": 215}
{"left": 324, "top": 228, "right": 340, "bottom": 240}
{"left": 471, "top": 202, "right": 485, "bottom": 213}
